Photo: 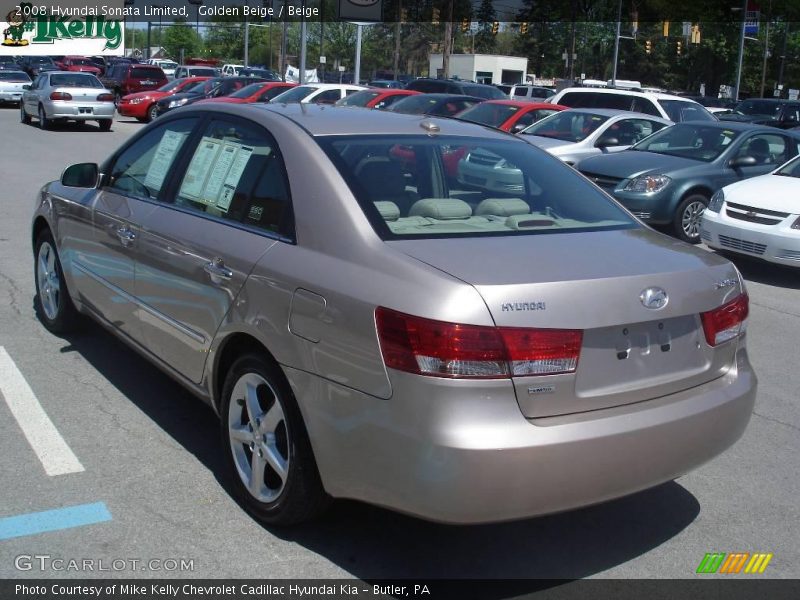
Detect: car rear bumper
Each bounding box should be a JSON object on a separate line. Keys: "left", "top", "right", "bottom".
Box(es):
{"left": 46, "top": 102, "right": 115, "bottom": 119}
{"left": 702, "top": 211, "right": 800, "bottom": 266}
{"left": 0, "top": 91, "right": 23, "bottom": 102}
{"left": 286, "top": 347, "right": 756, "bottom": 524}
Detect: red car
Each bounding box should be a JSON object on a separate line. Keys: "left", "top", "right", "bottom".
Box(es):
{"left": 117, "top": 76, "right": 210, "bottom": 122}
{"left": 58, "top": 56, "right": 102, "bottom": 76}
{"left": 336, "top": 88, "right": 420, "bottom": 110}
{"left": 456, "top": 100, "right": 567, "bottom": 132}
{"left": 197, "top": 81, "right": 297, "bottom": 105}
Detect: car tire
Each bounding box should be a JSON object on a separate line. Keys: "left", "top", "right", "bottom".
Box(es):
{"left": 146, "top": 103, "right": 158, "bottom": 122}
{"left": 38, "top": 104, "right": 50, "bottom": 130}
{"left": 673, "top": 194, "right": 708, "bottom": 244}
{"left": 20, "top": 103, "right": 30, "bottom": 124}
{"left": 99, "top": 119, "right": 112, "bottom": 132}
{"left": 220, "top": 353, "right": 329, "bottom": 526}
{"left": 34, "top": 229, "right": 80, "bottom": 333}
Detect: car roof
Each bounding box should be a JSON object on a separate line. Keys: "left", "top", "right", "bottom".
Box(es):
{"left": 561, "top": 107, "right": 663, "bottom": 117}
{"left": 480, "top": 100, "right": 557, "bottom": 108}
{"left": 192, "top": 103, "right": 519, "bottom": 139}
{"left": 678, "top": 120, "right": 794, "bottom": 133}
{"left": 557, "top": 87, "right": 700, "bottom": 102}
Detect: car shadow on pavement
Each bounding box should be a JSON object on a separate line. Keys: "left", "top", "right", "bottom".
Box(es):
{"left": 718, "top": 253, "right": 800, "bottom": 290}
{"left": 56, "top": 314, "right": 700, "bottom": 585}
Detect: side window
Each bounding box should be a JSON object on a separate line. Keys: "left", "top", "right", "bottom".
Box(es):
{"left": 174, "top": 119, "right": 293, "bottom": 237}
{"left": 559, "top": 92, "right": 597, "bottom": 108}
{"left": 108, "top": 118, "right": 197, "bottom": 200}
{"left": 784, "top": 104, "right": 800, "bottom": 124}
{"left": 736, "top": 133, "right": 789, "bottom": 165}
{"left": 313, "top": 89, "right": 340, "bottom": 104}
{"left": 514, "top": 111, "right": 538, "bottom": 129}
{"left": 609, "top": 118, "right": 666, "bottom": 145}
{"left": 596, "top": 94, "right": 634, "bottom": 110}
{"left": 631, "top": 97, "right": 661, "bottom": 116}
{"left": 374, "top": 94, "right": 404, "bottom": 109}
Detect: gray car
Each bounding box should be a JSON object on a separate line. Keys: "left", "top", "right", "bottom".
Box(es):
{"left": 21, "top": 71, "right": 115, "bottom": 131}
{"left": 518, "top": 109, "right": 672, "bottom": 165}
{"left": 32, "top": 104, "right": 755, "bottom": 525}
{"left": 576, "top": 121, "right": 800, "bottom": 242}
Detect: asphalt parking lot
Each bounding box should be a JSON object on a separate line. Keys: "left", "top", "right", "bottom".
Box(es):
{"left": 0, "top": 106, "right": 798, "bottom": 583}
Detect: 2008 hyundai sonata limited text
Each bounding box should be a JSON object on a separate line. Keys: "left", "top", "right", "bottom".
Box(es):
{"left": 31, "top": 104, "right": 756, "bottom": 525}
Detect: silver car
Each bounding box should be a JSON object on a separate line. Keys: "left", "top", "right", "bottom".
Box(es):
{"left": 32, "top": 104, "right": 756, "bottom": 525}
{"left": 0, "top": 70, "right": 31, "bottom": 105}
{"left": 518, "top": 109, "right": 672, "bottom": 165}
{"left": 21, "top": 71, "right": 115, "bottom": 131}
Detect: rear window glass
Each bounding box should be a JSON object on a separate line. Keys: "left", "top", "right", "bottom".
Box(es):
{"left": 318, "top": 136, "right": 636, "bottom": 240}
{"left": 458, "top": 103, "right": 521, "bottom": 127}
{"left": 658, "top": 100, "right": 715, "bottom": 122}
{"left": 0, "top": 71, "right": 29, "bottom": 81}
{"left": 462, "top": 85, "right": 507, "bottom": 100}
{"left": 49, "top": 74, "right": 102, "bottom": 88}
{"left": 387, "top": 95, "right": 441, "bottom": 114}
{"left": 131, "top": 67, "right": 162, "bottom": 79}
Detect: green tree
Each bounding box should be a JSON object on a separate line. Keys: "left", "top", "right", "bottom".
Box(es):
{"left": 473, "top": 0, "right": 496, "bottom": 53}
{"left": 162, "top": 20, "right": 201, "bottom": 61}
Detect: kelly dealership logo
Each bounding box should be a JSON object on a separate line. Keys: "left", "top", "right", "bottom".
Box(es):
{"left": 2, "top": 2, "right": 122, "bottom": 51}
{"left": 696, "top": 552, "right": 773, "bottom": 574}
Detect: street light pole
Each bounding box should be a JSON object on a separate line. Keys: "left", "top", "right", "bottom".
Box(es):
{"left": 354, "top": 23, "right": 363, "bottom": 85}
{"left": 611, "top": 0, "right": 622, "bottom": 86}
{"left": 734, "top": 0, "right": 748, "bottom": 101}
{"left": 759, "top": 0, "right": 772, "bottom": 98}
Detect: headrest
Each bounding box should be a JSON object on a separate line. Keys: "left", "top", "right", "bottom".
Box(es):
{"left": 408, "top": 198, "right": 472, "bottom": 220}
{"left": 475, "top": 198, "right": 530, "bottom": 217}
{"left": 374, "top": 201, "right": 400, "bottom": 221}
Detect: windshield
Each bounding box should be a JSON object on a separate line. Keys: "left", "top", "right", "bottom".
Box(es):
{"left": 463, "top": 85, "right": 507, "bottom": 100}
{"left": 337, "top": 90, "right": 381, "bottom": 107}
{"left": 735, "top": 99, "right": 782, "bottom": 117}
{"left": 271, "top": 85, "right": 316, "bottom": 103}
{"left": 158, "top": 79, "right": 185, "bottom": 92}
{"left": 387, "top": 95, "right": 442, "bottom": 114}
{"left": 520, "top": 111, "right": 609, "bottom": 142}
{"left": 71, "top": 58, "right": 94, "bottom": 66}
{"left": 317, "top": 136, "right": 636, "bottom": 240}
{"left": 657, "top": 100, "right": 715, "bottom": 122}
{"left": 457, "top": 103, "right": 521, "bottom": 127}
{"left": 229, "top": 83, "right": 265, "bottom": 98}
{"left": 49, "top": 74, "right": 103, "bottom": 88}
{"left": 632, "top": 124, "right": 739, "bottom": 162}
{"left": 0, "top": 71, "right": 29, "bottom": 81}
{"left": 775, "top": 155, "right": 800, "bottom": 178}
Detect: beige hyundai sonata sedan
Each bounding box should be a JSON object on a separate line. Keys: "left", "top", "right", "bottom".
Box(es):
{"left": 32, "top": 103, "right": 756, "bottom": 525}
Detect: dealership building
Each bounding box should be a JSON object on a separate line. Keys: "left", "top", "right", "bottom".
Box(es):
{"left": 428, "top": 54, "right": 529, "bottom": 85}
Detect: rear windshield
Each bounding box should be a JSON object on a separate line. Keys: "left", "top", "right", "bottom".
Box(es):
{"left": 521, "top": 111, "right": 610, "bottom": 142}
{"left": 158, "top": 79, "right": 185, "bottom": 92}
{"left": 462, "top": 85, "right": 507, "bottom": 100}
{"left": 337, "top": 90, "right": 381, "bottom": 107}
{"left": 457, "top": 103, "right": 521, "bottom": 127}
{"left": 131, "top": 67, "right": 162, "bottom": 79}
{"left": 49, "top": 74, "right": 103, "bottom": 88}
{"left": 735, "top": 99, "right": 782, "bottom": 117}
{"left": 230, "top": 83, "right": 267, "bottom": 98}
{"left": 70, "top": 58, "right": 94, "bottom": 66}
{"left": 0, "top": 71, "right": 29, "bottom": 81}
{"left": 317, "top": 136, "right": 636, "bottom": 240}
{"left": 189, "top": 68, "right": 216, "bottom": 76}
{"left": 657, "top": 100, "right": 715, "bottom": 122}
{"left": 387, "top": 95, "right": 443, "bottom": 114}
{"left": 631, "top": 124, "right": 739, "bottom": 162}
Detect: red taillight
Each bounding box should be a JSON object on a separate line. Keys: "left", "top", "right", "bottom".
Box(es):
{"left": 49, "top": 92, "right": 72, "bottom": 101}
{"left": 97, "top": 93, "right": 115, "bottom": 102}
{"left": 700, "top": 293, "right": 749, "bottom": 347}
{"left": 375, "top": 307, "right": 582, "bottom": 379}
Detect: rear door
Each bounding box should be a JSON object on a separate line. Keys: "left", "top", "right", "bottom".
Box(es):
{"left": 132, "top": 115, "right": 293, "bottom": 383}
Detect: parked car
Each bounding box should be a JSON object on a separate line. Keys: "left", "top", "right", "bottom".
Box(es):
{"left": 20, "top": 56, "right": 57, "bottom": 78}
{"left": 335, "top": 88, "right": 419, "bottom": 110}
{"left": 101, "top": 63, "right": 168, "bottom": 104}
{"left": 117, "top": 76, "right": 211, "bottom": 122}
{"left": 701, "top": 153, "right": 800, "bottom": 267}
{"left": 519, "top": 109, "right": 672, "bottom": 165}
{"left": 156, "top": 60, "right": 178, "bottom": 78}
{"left": 368, "top": 79, "right": 404, "bottom": 89}
{"left": 20, "top": 71, "right": 114, "bottom": 131}
{"left": 575, "top": 121, "right": 800, "bottom": 242}
{"left": 455, "top": 100, "right": 566, "bottom": 133}
{"left": 86, "top": 56, "right": 108, "bottom": 76}
{"left": 0, "top": 70, "right": 31, "bottom": 105}
{"left": 154, "top": 76, "right": 262, "bottom": 116}
{"left": 405, "top": 78, "right": 507, "bottom": 100}
{"left": 32, "top": 104, "right": 755, "bottom": 526}
{"left": 550, "top": 87, "right": 715, "bottom": 123}
{"left": 239, "top": 68, "right": 281, "bottom": 81}
{"left": 270, "top": 83, "right": 367, "bottom": 104}
{"left": 386, "top": 93, "right": 485, "bottom": 117}
{"left": 173, "top": 65, "right": 217, "bottom": 79}
{"left": 197, "top": 81, "right": 296, "bottom": 104}
{"left": 59, "top": 56, "right": 102, "bottom": 76}
{"left": 221, "top": 64, "right": 245, "bottom": 77}
{"left": 0, "top": 56, "right": 22, "bottom": 70}
{"left": 496, "top": 84, "right": 555, "bottom": 101}
{"left": 719, "top": 98, "right": 800, "bottom": 129}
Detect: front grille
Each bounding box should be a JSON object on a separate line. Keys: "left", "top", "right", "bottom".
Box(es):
{"left": 579, "top": 171, "right": 623, "bottom": 190}
{"left": 468, "top": 152, "right": 501, "bottom": 167}
{"left": 726, "top": 201, "right": 789, "bottom": 226}
{"left": 718, "top": 235, "right": 767, "bottom": 255}
{"left": 700, "top": 228, "right": 712, "bottom": 242}
{"left": 776, "top": 250, "right": 800, "bottom": 261}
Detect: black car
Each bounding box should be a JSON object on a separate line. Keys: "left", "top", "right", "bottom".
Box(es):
{"left": 20, "top": 56, "right": 56, "bottom": 77}
{"left": 239, "top": 68, "right": 281, "bottom": 81}
{"left": 405, "top": 78, "right": 508, "bottom": 100}
{"left": 155, "top": 76, "right": 265, "bottom": 115}
{"left": 386, "top": 93, "right": 485, "bottom": 117}
{"left": 0, "top": 56, "right": 22, "bottom": 70}
{"left": 720, "top": 98, "right": 800, "bottom": 129}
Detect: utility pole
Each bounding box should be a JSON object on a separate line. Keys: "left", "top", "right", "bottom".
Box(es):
{"left": 393, "top": 0, "right": 401, "bottom": 80}
{"left": 442, "top": 0, "right": 454, "bottom": 79}
{"left": 777, "top": 21, "right": 789, "bottom": 91}
{"left": 611, "top": 0, "right": 622, "bottom": 86}
{"left": 759, "top": 0, "right": 771, "bottom": 98}
{"left": 299, "top": 0, "right": 307, "bottom": 84}
{"left": 734, "top": 0, "right": 747, "bottom": 101}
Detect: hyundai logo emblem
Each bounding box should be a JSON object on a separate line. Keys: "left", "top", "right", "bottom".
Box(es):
{"left": 640, "top": 287, "right": 668, "bottom": 310}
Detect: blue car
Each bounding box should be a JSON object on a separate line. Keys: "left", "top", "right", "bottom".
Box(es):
{"left": 576, "top": 121, "right": 800, "bottom": 242}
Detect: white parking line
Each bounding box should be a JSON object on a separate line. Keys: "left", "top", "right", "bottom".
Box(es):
{"left": 0, "top": 346, "right": 84, "bottom": 476}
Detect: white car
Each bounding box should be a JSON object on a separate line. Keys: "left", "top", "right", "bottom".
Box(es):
{"left": 221, "top": 63, "right": 244, "bottom": 77}
{"left": 270, "top": 83, "right": 367, "bottom": 105}
{"left": 0, "top": 70, "right": 31, "bottom": 105}
{"left": 701, "top": 154, "right": 800, "bottom": 267}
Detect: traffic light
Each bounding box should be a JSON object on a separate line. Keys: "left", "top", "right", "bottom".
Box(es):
{"left": 691, "top": 24, "right": 701, "bottom": 44}
{"left": 520, "top": 22, "right": 528, "bottom": 35}
{"left": 676, "top": 40, "right": 682, "bottom": 55}
{"left": 491, "top": 21, "right": 499, "bottom": 35}
{"left": 432, "top": 8, "right": 440, "bottom": 25}
{"left": 461, "top": 18, "right": 470, "bottom": 33}
{"left": 645, "top": 39, "right": 651, "bottom": 54}
{"left": 663, "top": 21, "right": 670, "bottom": 37}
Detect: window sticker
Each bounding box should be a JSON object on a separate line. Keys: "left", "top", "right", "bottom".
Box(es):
{"left": 143, "top": 130, "right": 189, "bottom": 191}
{"left": 203, "top": 142, "right": 240, "bottom": 205}
{"left": 216, "top": 144, "right": 255, "bottom": 211}
{"left": 180, "top": 137, "right": 223, "bottom": 200}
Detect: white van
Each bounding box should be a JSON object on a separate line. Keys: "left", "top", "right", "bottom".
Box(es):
{"left": 548, "top": 87, "right": 716, "bottom": 122}
{"left": 221, "top": 64, "right": 244, "bottom": 77}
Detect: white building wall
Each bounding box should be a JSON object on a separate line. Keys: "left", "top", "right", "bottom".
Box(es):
{"left": 428, "top": 54, "right": 528, "bottom": 84}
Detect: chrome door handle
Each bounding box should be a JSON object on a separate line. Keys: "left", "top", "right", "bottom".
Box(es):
{"left": 204, "top": 259, "right": 233, "bottom": 281}
{"left": 116, "top": 226, "right": 136, "bottom": 247}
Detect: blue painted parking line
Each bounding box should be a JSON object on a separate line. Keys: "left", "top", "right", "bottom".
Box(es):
{"left": 0, "top": 502, "right": 111, "bottom": 541}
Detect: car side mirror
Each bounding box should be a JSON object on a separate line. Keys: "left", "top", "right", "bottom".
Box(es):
{"left": 596, "top": 136, "right": 619, "bottom": 148}
{"left": 61, "top": 163, "right": 99, "bottom": 188}
{"left": 510, "top": 123, "right": 527, "bottom": 134}
{"left": 22, "top": 84, "right": 31, "bottom": 90}
{"left": 729, "top": 156, "right": 757, "bottom": 168}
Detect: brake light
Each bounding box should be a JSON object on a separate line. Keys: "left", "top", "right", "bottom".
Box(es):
{"left": 97, "top": 93, "right": 115, "bottom": 102}
{"left": 375, "top": 307, "right": 582, "bottom": 379}
{"left": 49, "top": 92, "right": 72, "bottom": 101}
{"left": 700, "top": 293, "right": 749, "bottom": 346}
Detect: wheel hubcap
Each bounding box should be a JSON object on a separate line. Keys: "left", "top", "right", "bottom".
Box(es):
{"left": 36, "top": 242, "right": 60, "bottom": 320}
{"left": 228, "top": 373, "right": 289, "bottom": 503}
{"left": 681, "top": 201, "right": 705, "bottom": 239}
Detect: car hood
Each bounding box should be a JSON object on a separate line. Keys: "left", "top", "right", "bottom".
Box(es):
{"left": 522, "top": 135, "right": 574, "bottom": 151}
{"left": 123, "top": 90, "right": 162, "bottom": 101}
{"left": 725, "top": 173, "right": 800, "bottom": 213}
{"left": 198, "top": 97, "right": 247, "bottom": 104}
{"left": 158, "top": 91, "right": 203, "bottom": 104}
{"left": 577, "top": 150, "right": 700, "bottom": 178}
